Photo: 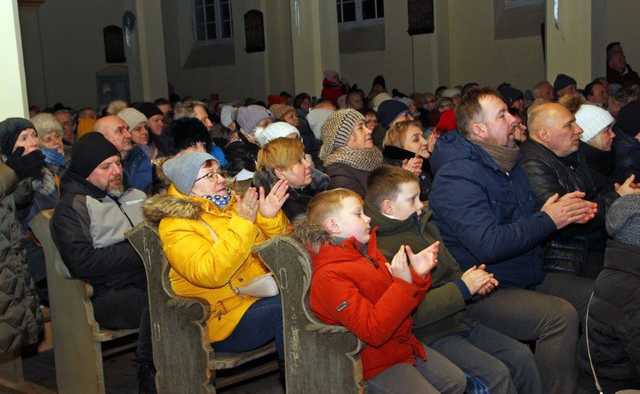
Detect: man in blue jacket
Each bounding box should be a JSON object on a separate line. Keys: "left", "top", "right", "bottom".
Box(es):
{"left": 430, "top": 88, "right": 597, "bottom": 394}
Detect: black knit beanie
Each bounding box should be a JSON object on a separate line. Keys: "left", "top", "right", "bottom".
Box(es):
{"left": 0, "top": 117, "right": 35, "bottom": 156}
{"left": 69, "top": 132, "right": 120, "bottom": 178}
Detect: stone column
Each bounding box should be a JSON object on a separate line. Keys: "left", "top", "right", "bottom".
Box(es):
{"left": 289, "top": 0, "right": 340, "bottom": 97}
{"left": 0, "top": 0, "right": 29, "bottom": 119}
{"left": 125, "top": 0, "right": 168, "bottom": 102}
{"left": 545, "top": 0, "right": 593, "bottom": 86}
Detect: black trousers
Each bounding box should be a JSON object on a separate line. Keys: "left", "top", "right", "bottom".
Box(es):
{"left": 92, "top": 284, "right": 153, "bottom": 366}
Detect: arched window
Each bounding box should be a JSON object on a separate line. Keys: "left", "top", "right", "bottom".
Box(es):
{"left": 103, "top": 25, "right": 126, "bottom": 63}
{"left": 244, "top": 10, "right": 264, "bottom": 53}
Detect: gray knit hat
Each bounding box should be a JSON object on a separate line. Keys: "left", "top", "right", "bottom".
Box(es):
{"left": 606, "top": 194, "right": 640, "bottom": 247}
{"left": 319, "top": 109, "right": 364, "bottom": 161}
{"left": 117, "top": 107, "right": 148, "bottom": 130}
{"left": 162, "top": 152, "right": 218, "bottom": 194}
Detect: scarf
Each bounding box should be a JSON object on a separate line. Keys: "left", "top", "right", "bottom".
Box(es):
{"left": 204, "top": 193, "right": 231, "bottom": 208}
{"left": 323, "top": 146, "right": 384, "bottom": 172}
{"left": 474, "top": 140, "right": 520, "bottom": 173}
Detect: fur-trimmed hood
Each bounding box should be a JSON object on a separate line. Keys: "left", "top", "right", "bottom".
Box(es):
{"left": 143, "top": 193, "right": 203, "bottom": 226}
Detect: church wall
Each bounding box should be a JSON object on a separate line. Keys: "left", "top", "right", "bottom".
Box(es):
{"left": 19, "top": 0, "right": 127, "bottom": 109}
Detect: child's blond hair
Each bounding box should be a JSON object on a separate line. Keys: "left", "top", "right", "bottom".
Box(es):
{"left": 295, "top": 188, "right": 362, "bottom": 253}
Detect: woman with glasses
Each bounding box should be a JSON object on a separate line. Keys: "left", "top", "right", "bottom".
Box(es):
{"left": 144, "top": 151, "right": 290, "bottom": 367}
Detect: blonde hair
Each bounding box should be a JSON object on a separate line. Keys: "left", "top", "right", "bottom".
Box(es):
{"left": 295, "top": 188, "right": 362, "bottom": 253}
{"left": 174, "top": 100, "right": 208, "bottom": 120}
{"left": 558, "top": 94, "right": 586, "bottom": 114}
{"left": 106, "top": 100, "right": 128, "bottom": 116}
{"left": 383, "top": 120, "right": 422, "bottom": 148}
{"left": 256, "top": 137, "right": 305, "bottom": 171}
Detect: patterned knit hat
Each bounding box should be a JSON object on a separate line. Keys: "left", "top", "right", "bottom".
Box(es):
{"left": 606, "top": 194, "right": 640, "bottom": 247}
{"left": 319, "top": 109, "right": 364, "bottom": 161}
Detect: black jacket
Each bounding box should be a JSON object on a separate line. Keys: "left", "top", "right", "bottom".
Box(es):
{"left": 51, "top": 172, "right": 146, "bottom": 295}
{"left": 382, "top": 145, "right": 433, "bottom": 200}
{"left": 325, "top": 163, "right": 370, "bottom": 198}
{"left": 520, "top": 139, "right": 618, "bottom": 276}
{"left": 580, "top": 142, "right": 615, "bottom": 195}
{"left": 578, "top": 240, "right": 640, "bottom": 390}
{"left": 613, "top": 128, "right": 640, "bottom": 184}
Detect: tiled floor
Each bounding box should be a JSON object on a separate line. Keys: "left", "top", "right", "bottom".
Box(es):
{"left": 21, "top": 349, "right": 284, "bottom": 394}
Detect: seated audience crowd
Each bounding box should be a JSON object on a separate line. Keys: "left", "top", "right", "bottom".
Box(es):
{"left": 4, "top": 41, "right": 640, "bottom": 394}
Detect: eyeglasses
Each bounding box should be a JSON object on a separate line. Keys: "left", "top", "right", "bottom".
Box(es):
{"left": 194, "top": 170, "right": 225, "bottom": 183}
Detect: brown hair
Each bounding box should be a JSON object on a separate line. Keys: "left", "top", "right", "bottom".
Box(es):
{"left": 365, "top": 165, "right": 418, "bottom": 210}
{"left": 455, "top": 88, "right": 500, "bottom": 137}
{"left": 558, "top": 94, "right": 586, "bottom": 114}
{"left": 383, "top": 120, "right": 423, "bottom": 148}
{"left": 295, "top": 188, "right": 362, "bottom": 253}
{"left": 256, "top": 137, "right": 305, "bottom": 171}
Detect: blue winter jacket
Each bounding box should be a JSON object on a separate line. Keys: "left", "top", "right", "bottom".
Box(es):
{"left": 429, "top": 131, "right": 556, "bottom": 288}
{"left": 123, "top": 145, "right": 153, "bottom": 193}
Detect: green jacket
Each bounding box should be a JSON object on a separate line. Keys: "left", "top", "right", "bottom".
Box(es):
{"left": 365, "top": 203, "right": 468, "bottom": 343}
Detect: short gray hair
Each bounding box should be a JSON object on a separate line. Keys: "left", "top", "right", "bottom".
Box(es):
{"left": 31, "top": 113, "right": 63, "bottom": 140}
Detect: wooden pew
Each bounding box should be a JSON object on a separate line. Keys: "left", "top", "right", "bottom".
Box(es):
{"left": 254, "top": 236, "right": 364, "bottom": 394}
{"left": 126, "top": 222, "right": 278, "bottom": 394}
{"left": 30, "top": 210, "right": 138, "bottom": 394}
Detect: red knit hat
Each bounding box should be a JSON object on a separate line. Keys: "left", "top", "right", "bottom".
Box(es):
{"left": 436, "top": 109, "right": 457, "bottom": 133}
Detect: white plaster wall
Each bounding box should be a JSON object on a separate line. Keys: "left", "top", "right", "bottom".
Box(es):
{"left": 447, "top": 0, "right": 544, "bottom": 91}
{"left": 20, "top": 0, "right": 127, "bottom": 108}
{"left": 604, "top": 0, "right": 640, "bottom": 77}
{"left": 162, "top": 0, "right": 276, "bottom": 103}
{"left": 341, "top": 0, "right": 545, "bottom": 94}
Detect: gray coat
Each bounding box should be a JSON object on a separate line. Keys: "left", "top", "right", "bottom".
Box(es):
{"left": 0, "top": 162, "right": 42, "bottom": 353}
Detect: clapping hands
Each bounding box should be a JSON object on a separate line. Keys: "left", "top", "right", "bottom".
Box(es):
{"left": 235, "top": 179, "right": 290, "bottom": 221}
{"left": 387, "top": 242, "right": 440, "bottom": 283}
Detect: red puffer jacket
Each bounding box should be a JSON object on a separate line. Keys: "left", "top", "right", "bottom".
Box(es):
{"left": 309, "top": 230, "right": 431, "bottom": 379}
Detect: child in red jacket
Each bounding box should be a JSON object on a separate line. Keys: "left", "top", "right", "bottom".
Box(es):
{"left": 296, "top": 188, "right": 466, "bottom": 394}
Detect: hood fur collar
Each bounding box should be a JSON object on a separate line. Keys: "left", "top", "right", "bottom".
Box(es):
{"left": 143, "top": 193, "right": 203, "bottom": 226}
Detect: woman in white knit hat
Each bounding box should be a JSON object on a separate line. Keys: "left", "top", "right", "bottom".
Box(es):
{"left": 576, "top": 104, "right": 616, "bottom": 189}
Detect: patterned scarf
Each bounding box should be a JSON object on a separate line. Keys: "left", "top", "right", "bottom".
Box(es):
{"left": 204, "top": 193, "right": 231, "bottom": 208}
{"left": 323, "top": 146, "right": 384, "bottom": 172}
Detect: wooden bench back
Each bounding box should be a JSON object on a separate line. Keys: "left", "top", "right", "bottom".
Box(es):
{"left": 31, "top": 210, "right": 137, "bottom": 394}
{"left": 254, "top": 236, "right": 364, "bottom": 394}
{"left": 127, "top": 222, "right": 216, "bottom": 394}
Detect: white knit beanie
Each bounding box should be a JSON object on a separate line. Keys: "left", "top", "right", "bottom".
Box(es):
{"left": 576, "top": 104, "right": 614, "bottom": 142}
{"left": 255, "top": 122, "right": 300, "bottom": 147}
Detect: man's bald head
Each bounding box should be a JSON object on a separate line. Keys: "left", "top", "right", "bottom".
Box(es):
{"left": 94, "top": 115, "right": 132, "bottom": 153}
{"left": 527, "top": 103, "right": 568, "bottom": 138}
{"left": 527, "top": 103, "right": 583, "bottom": 157}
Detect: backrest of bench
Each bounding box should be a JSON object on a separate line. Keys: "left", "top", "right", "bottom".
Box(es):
{"left": 127, "top": 223, "right": 215, "bottom": 394}
{"left": 31, "top": 210, "right": 108, "bottom": 393}
{"left": 254, "top": 236, "right": 364, "bottom": 394}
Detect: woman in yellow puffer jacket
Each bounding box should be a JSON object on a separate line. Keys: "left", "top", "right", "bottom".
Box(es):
{"left": 143, "top": 151, "right": 290, "bottom": 359}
